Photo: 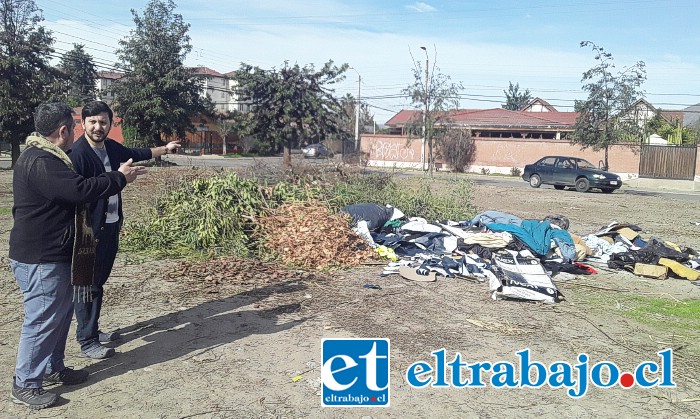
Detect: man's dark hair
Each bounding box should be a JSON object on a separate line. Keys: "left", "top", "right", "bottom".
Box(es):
{"left": 82, "top": 100, "right": 113, "bottom": 122}
{"left": 34, "top": 103, "right": 74, "bottom": 136}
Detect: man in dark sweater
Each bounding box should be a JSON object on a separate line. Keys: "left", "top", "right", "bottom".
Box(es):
{"left": 9, "top": 103, "right": 145, "bottom": 409}
{"left": 69, "top": 101, "right": 180, "bottom": 359}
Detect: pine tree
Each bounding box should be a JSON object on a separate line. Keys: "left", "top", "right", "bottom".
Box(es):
{"left": 111, "top": 0, "right": 212, "bottom": 146}
{"left": 58, "top": 43, "right": 97, "bottom": 107}
{"left": 502, "top": 82, "right": 532, "bottom": 111}
{"left": 233, "top": 60, "right": 348, "bottom": 166}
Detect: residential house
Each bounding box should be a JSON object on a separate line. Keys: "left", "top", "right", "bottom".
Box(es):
{"left": 385, "top": 99, "right": 578, "bottom": 141}
{"left": 223, "top": 71, "right": 251, "bottom": 113}
{"left": 191, "top": 66, "right": 229, "bottom": 113}
{"left": 95, "top": 71, "right": 123, "bottom": 105}
{"left": 617, "top": 98, "right": 685, "bottom": 144}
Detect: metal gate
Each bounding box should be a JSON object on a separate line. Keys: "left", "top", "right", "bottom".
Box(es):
{"left": 639, "top": 145, "right": 697, "bottom": 180}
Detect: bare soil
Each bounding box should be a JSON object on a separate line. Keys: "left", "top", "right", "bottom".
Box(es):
{"left": 1, "top": 166, "right": 700, "bottom": 418}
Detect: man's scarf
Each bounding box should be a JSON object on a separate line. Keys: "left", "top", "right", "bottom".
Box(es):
{"left": 26, "top": 133, "right": 96, "bottom": 302}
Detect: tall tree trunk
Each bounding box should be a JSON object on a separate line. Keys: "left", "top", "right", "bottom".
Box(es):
{"left": 604, "top": 146, "right": 609, "bottom": 170}
{"left": 283, "top": 139, "right": 292, "bottom": 166}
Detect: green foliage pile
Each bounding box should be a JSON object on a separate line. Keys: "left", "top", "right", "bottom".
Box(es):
{"left": 121, "top": 172, "right": 318, "bottom": 258}
{"left": 122, "top": 168, "right": 475, "bottom": 260}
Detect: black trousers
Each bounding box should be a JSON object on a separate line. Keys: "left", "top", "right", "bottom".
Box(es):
{"left": 74, "top": 222, "right": 119, "bottom": 350}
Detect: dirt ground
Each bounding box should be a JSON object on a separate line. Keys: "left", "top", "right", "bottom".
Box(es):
{"left": 1, "top": 165, "right": 700, "bottom": 418}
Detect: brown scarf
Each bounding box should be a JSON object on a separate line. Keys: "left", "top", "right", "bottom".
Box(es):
{"left": 26, "top": 134, "right": 96, "bottom": 302}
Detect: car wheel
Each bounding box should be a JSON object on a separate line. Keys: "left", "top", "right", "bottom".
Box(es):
{"left": 529, "top": 174, "right": 542, "bottom": 188}
{"left": 575, "top": 178, "right": 590, "bottom": 192}
{"left": 554, "top": 185, "right": 565, "bottom": 190}
{"left": 601, "top": 188, "right": 614, "bottom": 194}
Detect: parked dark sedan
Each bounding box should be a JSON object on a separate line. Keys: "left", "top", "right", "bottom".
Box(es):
{"left": 521, "top": 156, "right": 622, "bottom": 193}
{"left": 301, "top": 143, "right": 334, "bottom": 159}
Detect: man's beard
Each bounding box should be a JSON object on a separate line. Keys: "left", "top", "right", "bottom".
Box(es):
{"left": 87, "top": 132, "right": 107, "bottom": 142}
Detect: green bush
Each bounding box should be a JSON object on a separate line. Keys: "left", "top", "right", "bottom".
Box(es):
{"left": 510, "top": 167, "right": 521, "bottom": 177}
{"left": 322, "top": 173, "right": 475, "bottom": 222}
{"left": 121, "top": 172, "right": 318, "bottom": 259}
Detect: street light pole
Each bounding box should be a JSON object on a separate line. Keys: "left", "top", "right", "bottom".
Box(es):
{"left": 420, "top": 46, "right": 429, "bottom": 172}
{"left": 349, "top": 67, "right": 361, "bottom": 153}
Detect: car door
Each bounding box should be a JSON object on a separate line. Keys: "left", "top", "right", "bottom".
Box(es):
{"left": 553, "top": 157, "right": 577, "bottom": 186}
{"left": 536, "top": 156, "right": 557, "bottom": 184}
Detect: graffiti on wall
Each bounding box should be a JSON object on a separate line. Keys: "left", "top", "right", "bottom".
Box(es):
{"left": 370, "top": 140, "right": 416, "bottom": 161}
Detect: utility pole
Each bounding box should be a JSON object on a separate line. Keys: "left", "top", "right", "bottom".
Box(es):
{"left": 420, "top": 46, "right": 429, "bottom": 172}
{"left": 355, "top": 73, "right": 361, "bottom": 153}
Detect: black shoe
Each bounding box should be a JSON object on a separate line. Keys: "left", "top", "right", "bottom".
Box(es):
{"left": 44, "top": 368, "right": 89, "bottom": 385}
{"left": 11, "top": 383, "right": 57, "bottom": 410}
{"left": 98, "top": 330, "right": 121, "bottom": 343}
{"left": 80, "top": 344, "right": 115, "bottom": 359}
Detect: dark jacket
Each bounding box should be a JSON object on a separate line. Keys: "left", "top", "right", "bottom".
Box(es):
{"left": 9, "top": 147, "right": 127, "bottom": 264}
{"left": 69, "top": 136, "right": 152, "bottom": 239}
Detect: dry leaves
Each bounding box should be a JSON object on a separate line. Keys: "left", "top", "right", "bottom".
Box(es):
{"left": 165, "top": 256, "right": 319, "bottom": 286}
{"left": 257, "top": 200, "right": 377, "bottom": 269}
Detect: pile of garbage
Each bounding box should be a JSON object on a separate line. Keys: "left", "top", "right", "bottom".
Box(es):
{"left": 341, "top": 204, "right": 700, "bottom": 304}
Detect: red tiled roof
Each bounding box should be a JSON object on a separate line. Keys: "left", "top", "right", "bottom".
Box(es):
{"left": 97, "top": 71, "right": 124, "bottom": 80}
{"left": 386, "top": 108, "right": 578, "bottom": 128}
{"left": 191, "top": 66, "right": 226, "bottom": 78}
{"left": 224, "top": 71, "right": 236, "bottom": 77}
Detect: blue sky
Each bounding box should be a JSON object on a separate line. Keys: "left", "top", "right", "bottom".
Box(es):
{"left": 37, "top": 0, "right": 700, "bottom": 124}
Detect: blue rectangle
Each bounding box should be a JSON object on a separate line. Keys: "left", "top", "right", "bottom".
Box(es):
{"left": 322, "top": 338, "right": 390, "bottom": 407}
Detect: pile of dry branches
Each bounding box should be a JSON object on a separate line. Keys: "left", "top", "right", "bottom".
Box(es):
{"left": 257, "top": 200, "right": 377, "bottom": 269}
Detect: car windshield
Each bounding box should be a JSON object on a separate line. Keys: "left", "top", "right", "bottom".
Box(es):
{"left": 576, "top": 159, "right": 596, "bottom": 169}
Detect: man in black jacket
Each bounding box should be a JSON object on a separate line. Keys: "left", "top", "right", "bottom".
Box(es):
{"left": 9, "top": 103, "right": 145, "bottom": 409}
{"left": 69, "top": 100, "right": 180, "bottom": 359}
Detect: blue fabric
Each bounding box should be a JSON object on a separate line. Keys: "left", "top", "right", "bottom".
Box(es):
{"left": 11, "top": 260, "right": 73, "bottom": 388}
{"left": 486, "top": 220, "right": 575, "bottom": 258}
{"left": 469, "top": 211, "right": 523, "bottom": 228}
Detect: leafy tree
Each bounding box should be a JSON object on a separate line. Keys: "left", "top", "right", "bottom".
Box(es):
{"left": 502, "top": 81, "right": 532, "bottom": 111}
{"left": 646, "top": 111, "right": 695, "bottom": 144}
{"left": 111, "top": 0, "right": 212, "bottom": 147}
{"left": 216, "top": 117, "right": 236, "bottom": 155}
{"left": 572, "top": 41, "right": 646, "bottom": 169}
{"left": 233, "top": 60, "right": 348, "bottom": 166}
{"left": 403, "top": 48, "right": 463, "bottom": 175}
{"left": 0, "top": 0, "right": 62, "bottom": 166}
{"left": 58, "top": 43, "right": 97, "bottom": 107}
{"left": 435, "top": 127, "right": 475, "bottom": 172}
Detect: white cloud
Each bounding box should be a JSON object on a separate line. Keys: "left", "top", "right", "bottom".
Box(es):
{"left": 406, "top": 2, "right": 436, "bottom": 13}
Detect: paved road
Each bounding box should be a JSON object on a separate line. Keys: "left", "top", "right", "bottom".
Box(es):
{"left": 162, "top": 155, "right": 699, "bottom": 202}
{"left": 4, "top": 154, "right": 697, "bottom": 202}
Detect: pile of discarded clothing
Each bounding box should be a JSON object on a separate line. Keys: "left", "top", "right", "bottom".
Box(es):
{"left": 341, "top": 204, "right": 700, "bottom": 304}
